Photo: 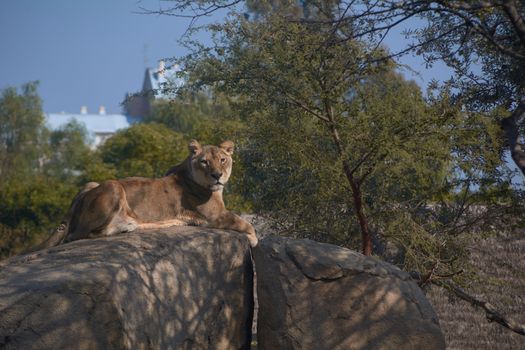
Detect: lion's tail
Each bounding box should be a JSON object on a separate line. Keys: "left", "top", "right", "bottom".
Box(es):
{"left": 27, "top": 222, "right": 69, "bottom": 252}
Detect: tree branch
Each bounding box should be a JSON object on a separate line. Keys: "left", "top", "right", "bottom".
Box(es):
{"left": 428, "top": 5, "right": 525, "bottom": 60}
{"left": 433, "top": 280, "right": 525, "bottom": 336}
{"left": 137, "top": 0, "right": 243, "bottom": 36}
{"left": 281, "top": 92, "right": 330, "bottom": 122}
{"left": 501, "top": 0, "right": 525, "bottom": 47}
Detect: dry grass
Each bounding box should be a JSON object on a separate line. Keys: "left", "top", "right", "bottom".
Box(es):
{"left": 427, "top": 229, "right": 525, "bottom": 349}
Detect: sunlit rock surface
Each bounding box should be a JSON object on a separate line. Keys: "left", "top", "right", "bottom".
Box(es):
{"left": 0, "top": 227, "right": 253, "bottom": 350}
{"left": 253, "top": 236, "right": 445, "bottom": 350}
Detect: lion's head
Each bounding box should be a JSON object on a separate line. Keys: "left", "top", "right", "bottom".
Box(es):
{"left": 188, "top": 139, "right": 234, "bottom": 191}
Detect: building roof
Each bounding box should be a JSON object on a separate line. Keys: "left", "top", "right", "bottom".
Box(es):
{"left": 145, "top": 61, "right": 183, "bottom": 100}
{"left": 46, "top": 113, "right": 141, "bottom": 134}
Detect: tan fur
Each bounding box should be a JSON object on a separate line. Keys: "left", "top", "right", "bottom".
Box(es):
{"left": 40, "top": 140, "right": 258, "bottom": 248}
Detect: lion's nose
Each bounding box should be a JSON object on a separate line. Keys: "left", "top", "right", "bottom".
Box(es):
{"left": 211, "top": 172, "right": 222, "bottom": 181}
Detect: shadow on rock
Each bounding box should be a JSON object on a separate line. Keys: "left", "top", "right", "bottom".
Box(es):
{"left": 0, "top": 226, "right": 254, "bottom": 350}
{"left": 253, "top": 236, "right": 446, "bottom": 350}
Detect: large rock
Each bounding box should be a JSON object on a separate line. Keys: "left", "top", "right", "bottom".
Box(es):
{"left": 0, "top": 227, "right": 253, "bottom": 350}
{"left": 253, "top": 236, "right": 445, "bottom": 350}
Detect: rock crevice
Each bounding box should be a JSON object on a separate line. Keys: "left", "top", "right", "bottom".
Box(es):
{"left": 253, "top": 236, "right": 445, "bottom": 350}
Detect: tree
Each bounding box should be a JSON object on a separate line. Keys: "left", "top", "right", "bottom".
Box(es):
{"left": 398, "top": 1, "right": 525, "bottom": 178}
{"left": 0, "top": 82, "right": 46, "bottom": 179}
{"left": 0, "top": 83, "right": 87, "bottom": 257}
{"left": 177, "top": 8, "right": 481, "bottom": 265}
{"left": 145, "top": 93, "right": 222, "bottom": 136}
{"left": 45, "top": 120, "right": 92, "bottom": 181}
{"left": 151, "top": 0, "right": 525, "bottom": 180}
{"left": 0, "top": 82, "right": 48, "bottom": 232}
{"left": 97, "top": 123, "right": 188, "bottom": 179}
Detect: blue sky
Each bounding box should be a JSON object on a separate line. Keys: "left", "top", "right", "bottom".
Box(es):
{"left": 0, "top": 0, "right": 451, "bottom": 115}
{"left": 0, "top": 0, "right": 211, "bottom": 114}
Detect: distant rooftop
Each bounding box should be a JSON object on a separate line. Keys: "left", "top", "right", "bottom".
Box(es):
{"left": 46, "top": 112, "right": 140, "bottom": 134}
{"left": 123, "top": 60, "right": 183, "bottom": 117}
{"left": 46, "top": 108, "right": 141, "bottom": 147}
{"left": 144, "top": 60, "right": 183, "bottom": 100}
{"left": 45, "top": 60, "right": 180, "bottom": 146}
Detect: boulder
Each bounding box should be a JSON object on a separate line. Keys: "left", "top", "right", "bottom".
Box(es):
{"left": 253, "top": 236, "right": 446, "bottom": 350}
{"left": 0, "top": 226, "right": 254, "bottom": 350}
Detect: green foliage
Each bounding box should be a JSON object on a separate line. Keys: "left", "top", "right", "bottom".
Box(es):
{"left": 0, "top": 175, "right": 79, "bottom": 257}
{"left": 0, "top": 83, "right": 85, "bottom": 257}
{"left": 146, "top": 91, "right": 246, "bottom": 142}
{"left": 413, "top": 2, "right": 525, "bottom": 110}
{"left": 80, "top": 156, "right": 117, "bottom": 184}
{"left": 0, "top": 82, "right": 46, "bottom": 179}
{"left": 97, "top": 123, "right": 187, "bottom": 178}
{"left": 45, "top": 120, "right": 92, "bottom": 180}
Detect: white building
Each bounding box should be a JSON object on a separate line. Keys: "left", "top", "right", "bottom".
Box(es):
{"left": 46, "top": 60, "right": 181, "bottom": 148}
{"left": 46, "top": 106, "right": 141, "bottom": 148}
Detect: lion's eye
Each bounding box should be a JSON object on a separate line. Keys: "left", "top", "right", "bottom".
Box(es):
{"left": 220, "top": 158, "right": 226, "bottom": 164}
{"left": 200, "top": 159, "right": 208, "bottom": 166}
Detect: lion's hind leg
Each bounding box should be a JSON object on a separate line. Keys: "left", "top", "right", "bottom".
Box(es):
{"left": 65, "top": 180, "right": 137, "bottom": 242}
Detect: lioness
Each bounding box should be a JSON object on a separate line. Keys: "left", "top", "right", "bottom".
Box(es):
{"left": 37, "top": 139, "right": 258, "bottom": 249}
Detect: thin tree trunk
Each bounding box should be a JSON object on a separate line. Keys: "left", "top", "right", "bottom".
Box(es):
{"left": 502, "top": 0, "right": 525, "bottom": 47}
{"left": 344, "top": 160, "right": 373, "bottom": 256}
{"left": 493, "top": 1, "right": 525, "bottom": 177}
{"left": 501, "top": 102, "right": 525, "bottom": 177}
{"left": 324, "top": 103, "right": 373, "bottom": 256}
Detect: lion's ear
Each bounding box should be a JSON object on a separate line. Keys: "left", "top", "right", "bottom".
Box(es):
{"left": 188, "top": 139, "right": 202, "bottom": 155}
{"left": 220, "top": 140, "right": 234, "bottom": 156}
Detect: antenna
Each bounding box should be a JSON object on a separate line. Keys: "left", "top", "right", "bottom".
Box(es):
{"left": 143, "top": 44, "right": 149, "bottom": 69}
